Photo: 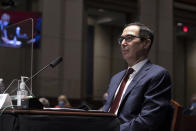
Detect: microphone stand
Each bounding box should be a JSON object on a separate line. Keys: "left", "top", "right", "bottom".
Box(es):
{"left": 25, "top": 63, "right": 50, "bottom": 83}
{"left": 4, "top": 56, "right": 63, "bottom": 98}
{"left": 3, "top": 56, "right": 63, "bottom": 109}
{"left": 24, "top": 64, "right": 50, "bottom": 97}
{"left": 25, "top": 56, "right": 63, "bottom": 96}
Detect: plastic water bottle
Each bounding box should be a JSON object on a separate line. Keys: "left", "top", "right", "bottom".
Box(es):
{"left": 17, "top": 89, "right": 22, "bottom": 106}
{"left": 0, "top": 78, "right": 5, "bottom": 94}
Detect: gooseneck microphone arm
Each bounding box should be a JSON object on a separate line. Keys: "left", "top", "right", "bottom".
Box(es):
{"left": 3, "top": 57, "right": 63, "bottom": 96}
{"left": 25, "top": 56, "right": 63, "bottom": 83}
{"left": 27, "top": 64, "right": 50, "bottom": 82}
{"left": 23, "top": 56, "right": 63, "bottom": 97}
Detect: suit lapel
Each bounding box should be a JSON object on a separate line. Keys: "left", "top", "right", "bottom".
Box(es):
{"left": 107, "top": 70, "right": 127, "bottom": 107}
{"left": 121, "top": 61, "right": 152, "bottom": 102}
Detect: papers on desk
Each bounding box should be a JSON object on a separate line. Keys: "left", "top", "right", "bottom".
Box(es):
{"left": 87, "top": 109, "right": 104, "bottom": 112}
{"left": 43, "top": 107, "right": 85, "bottom": 111}
{"left": 43, "top": 107, "right": 104, "bottom": 113}
{"left": 0, "top": 94, "right": 13, "bottom": 109}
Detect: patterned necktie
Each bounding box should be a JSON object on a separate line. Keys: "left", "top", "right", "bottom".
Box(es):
{"left": 109, "top": 68, "right": 134, "bottom": 114}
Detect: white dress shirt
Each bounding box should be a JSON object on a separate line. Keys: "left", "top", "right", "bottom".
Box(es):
{"left": 113, "top": 59, "right": 148, "bottom": 115}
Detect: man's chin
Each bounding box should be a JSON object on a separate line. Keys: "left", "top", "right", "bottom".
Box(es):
{"left": 122, "top": 55, "right": 130, "bottom": 61}
{"left": 122, "top": 55, "right": 135, "bottom": 64}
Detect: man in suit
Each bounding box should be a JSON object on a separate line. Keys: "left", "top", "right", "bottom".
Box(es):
{"left": 102, "top": 22, "right": 172, "bottom": 131}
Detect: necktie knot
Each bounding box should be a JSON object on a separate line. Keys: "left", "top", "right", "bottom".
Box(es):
{"left": 127, "top": 68, "right": 134, "bottom": 75}
{"left": 124, "top": 68, "right": 134, "bottom": 81}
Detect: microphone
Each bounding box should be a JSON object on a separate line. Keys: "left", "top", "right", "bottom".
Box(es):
{"left": 50, "top": 56, "right": 63, "bottom": 68}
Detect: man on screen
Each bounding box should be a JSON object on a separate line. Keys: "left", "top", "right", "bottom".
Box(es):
{"left": 0, "top": 13, "right": 10, "bottom": 44}
{"left": 102, "top": 22, "right": 172, "bottom": 131}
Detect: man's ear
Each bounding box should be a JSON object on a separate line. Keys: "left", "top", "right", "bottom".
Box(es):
{"left": 144, "top": 39, "right": 151, "bottom": 50}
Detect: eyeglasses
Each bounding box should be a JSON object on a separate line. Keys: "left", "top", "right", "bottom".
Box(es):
{"left": 118, "top": 35, "right": 144, "bottom": 45}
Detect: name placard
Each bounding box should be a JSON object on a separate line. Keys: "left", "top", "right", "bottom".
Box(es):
{"left": 0, "top": 94, "right": 13, "bottom": 109}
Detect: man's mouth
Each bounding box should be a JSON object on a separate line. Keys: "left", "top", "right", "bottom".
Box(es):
{"left": 121, "top": 49, "right": 128, "bottom": 54}
{"left": 121, "top": 46, "right": 129, "bottom": 51}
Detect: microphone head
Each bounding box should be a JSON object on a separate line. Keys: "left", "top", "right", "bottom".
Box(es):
{"left": 50, "top": 57, "right": 63, "bottom": 68}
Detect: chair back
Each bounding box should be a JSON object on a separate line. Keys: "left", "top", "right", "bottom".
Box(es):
{"left": 170, "top": 99, "right": 183, "bottom": 131}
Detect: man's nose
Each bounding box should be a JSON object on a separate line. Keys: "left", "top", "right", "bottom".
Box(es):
{"left": 121, "top": 39, "right": 127, "bottom": 46}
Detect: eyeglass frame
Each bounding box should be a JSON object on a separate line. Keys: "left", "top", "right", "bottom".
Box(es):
{"left": 118, "top": 34, "right": 146, "bottom": 45}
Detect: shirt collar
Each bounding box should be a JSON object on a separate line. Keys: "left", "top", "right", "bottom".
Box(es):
{"left": 128, "top": 59, "right": 148, "bottom": 74}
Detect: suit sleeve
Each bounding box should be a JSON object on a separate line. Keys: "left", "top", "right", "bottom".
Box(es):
{"left": 120, "top": 70, "right": 172, "bottom": 131}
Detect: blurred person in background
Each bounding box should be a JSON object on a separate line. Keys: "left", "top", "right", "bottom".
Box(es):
{"left": 55, "top": 95, "right": 71, "bottom": 108}
{"left": 184, "top": 94, "right": 196, "bottom": 115}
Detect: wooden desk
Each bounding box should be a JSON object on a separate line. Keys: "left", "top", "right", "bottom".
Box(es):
{"left": 0, "top": 109, "right": 120, "bottom": 131}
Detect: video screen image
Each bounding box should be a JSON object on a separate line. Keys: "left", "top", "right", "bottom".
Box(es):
{"left": 0, "top": 11, "right": 41, "bottom": 48}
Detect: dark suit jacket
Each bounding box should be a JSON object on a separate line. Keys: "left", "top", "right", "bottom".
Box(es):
{"left": 103, "top": 61, "right": 172, "bottom": 131}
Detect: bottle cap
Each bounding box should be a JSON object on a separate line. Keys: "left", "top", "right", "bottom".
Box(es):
{"left": 0, "top": 78, "right": 3, "bottom": 82}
